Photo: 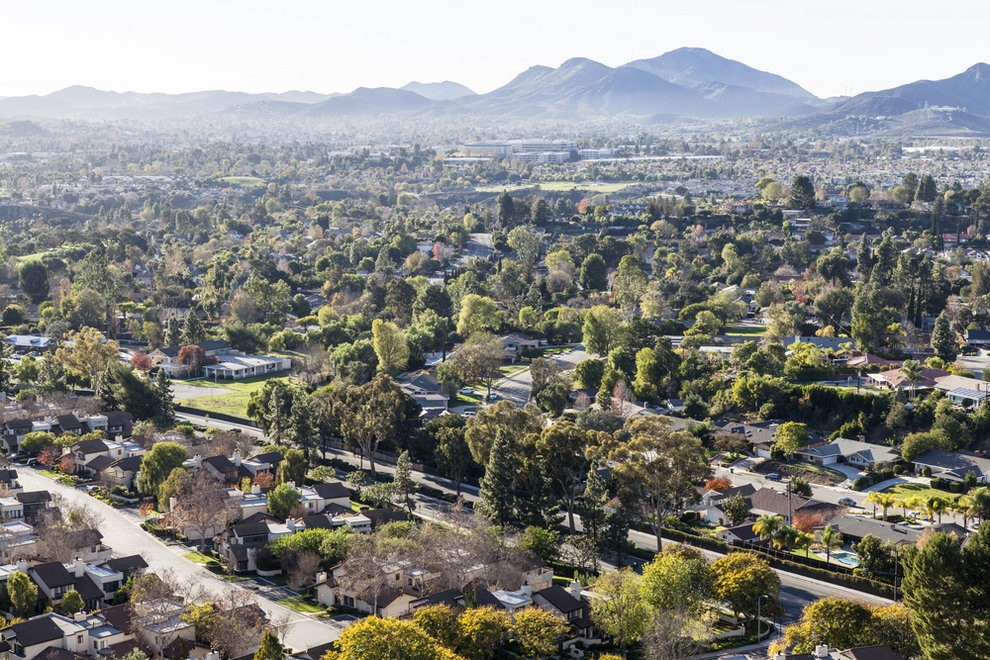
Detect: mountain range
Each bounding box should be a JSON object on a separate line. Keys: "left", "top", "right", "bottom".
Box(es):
{"left": 2, "top": 48, "right": 990, "bottom": 134}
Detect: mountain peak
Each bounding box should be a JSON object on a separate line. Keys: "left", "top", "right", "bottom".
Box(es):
{"left": 963, "top": 62, "right": 990, "bottom": 78}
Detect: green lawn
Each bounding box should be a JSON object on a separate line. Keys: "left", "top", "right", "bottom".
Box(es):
{"left": 540, "top": 346, "right": 571, "bottom": 357}
{"left": 452, "top": 393, "right": 484, "bottom": 406}
{"left": 219, "top": 175, "right": 265, "bottom": 187}
{"left": 725, "top": 325, "right": 767, "bottom": 336}
{"left": 182, "top": 373, "right": 293, "bottom": 417}
{"left": 498, "top": 364, "right": 528, "bottom": 377}
{"left": 280, "top": 596, "right": 323, "bottom": 613}
{"left": 183, "top": 552, "right": 213, "bottom": 564}
{"left": 475, "top": 181, "right": 638, "bottom": 194}
{"left": 883, "top": 482, "right": 960, "bottom": 501}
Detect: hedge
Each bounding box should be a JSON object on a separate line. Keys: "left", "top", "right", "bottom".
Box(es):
{"left": 851, "top": 470, "right": 896, "bottom": 491}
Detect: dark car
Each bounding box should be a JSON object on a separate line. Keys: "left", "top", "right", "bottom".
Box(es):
{"left": 26, "top": 458, "right": 39, "bottom": 467}
{"left": 765, "top": 473, "right": 782, "bottom": 481}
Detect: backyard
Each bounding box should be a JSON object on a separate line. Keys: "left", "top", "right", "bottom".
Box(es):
{"left": 180, "top": 372, "right": 294, "bottom": 418}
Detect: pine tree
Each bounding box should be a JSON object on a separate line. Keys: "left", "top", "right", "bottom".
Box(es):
{"left": 931, "top": 312, "right": 958, "bottom": 363}
{"left": 519, "top": 454, "right": 561, "bottom": 528}
{"left": 96, "top": 366, "right": 118, "bottom": 410}
{"left": 393, "top": 450, "right": 417, "bottom": 515}
{"left": 253, "top": 629, "right": 286, "bottom": 660}
{"left": 154, "top": 369, "right": 174, "bottom": 422}
{"left": 856, "top": 234, "right": 873, "bottom": 281}
{"left": 477, "top": 431, "right": 518, "bottom": 526}
{"left": 580, "top": 462, "right": 609, "bottom": 566}
{"left": 182, "top": 312, "right": 206, "bottom": 345}
{"left": 287, "top": 391, "right": 317, "bottom": 457}
{"left": 164, "top": 314, "right": 181, "bottom": 348}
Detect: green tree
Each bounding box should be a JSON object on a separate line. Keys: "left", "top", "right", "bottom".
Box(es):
{"left": 137, "top": 442, "right": 187, "bottom": 498}
{"left": 8, "top": 570, "right": 37, "bottom": 617}
{"left": 287, "top": 392, "right": 318, "bottom": 457}
{"left": 574, "top": 359, "right": 605, "bottom": 388}
{"left": 915, "top": 174, "right": 937, "bottom": 203}
{"left": 154, "top": 369, "right": 174, "bottom": 422}
{"left": 456, "top": 607, "right": 511, "bottom": 660}
{"left": 276, "top": 448, "right": 307, "bottom": 485}
{"left": 711, "top": 553, "right": 781, "bottom": 622}
{"left": 814, "top": 525, "right": 843, "bottom": 566}
{"left": 580, "top": 253, "right": 608, "bottom": 291}
{"left": 590, "top": 568, "right": 651, "bottom": 650}
{"left": 393, "top": 450, "right": 417, "bottom": 515}
{"left": 477, "top": 431, "right": 518, "bottom": 526}
{"left": 723, "top": 493, "right": 751, "bottom": 526}
{"left": 456, "top": 294, "right": 501, "bottom": 337}
{"left": 60, "top": 589, "right": 84, "bottom": 615}
{"left": 328, "top": 615, "right": 455, "bottom": 660}
{"left": 790, "top": 175, "right": 816, "bottom": 209}
{"left": 268, "top": 483, "right": 302, "bottom": 519}
{"left": 641, "top": 547, "right": 713, "bottom": 613}
{"left": 18, "top": 261, "right": 49, "bottom": 304}
{"left": 253, "top": 629, "right": 285, "bottom": 660}
{"left": 164, "top": 313, "right": 181, "bottom": 347}
{"left": 182, "top": 313, "right": 207, "bottom": 345}
{"left": 372, "top": 319, "right": 409, "bottom": 376}
{"left": 512, "top": 607, "right": 568, "bottom": 659}
{"left": 582, "top": 305, "right": 622, "bottom": 357}
{"left": 931, "top": 312, "right": 958, "bottom": 364}
{"left": 496, "top": 190, "right": 514, "bottom": 228}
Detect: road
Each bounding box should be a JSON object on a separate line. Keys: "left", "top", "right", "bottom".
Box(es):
{"left": 454, "top": 233, "right": 493, "bottom": 268}
{"left": 16, "top": 468, "right": 341, "bottom": 652}
{"left": 177, "top": 410, "right": 893, "bottom": 623}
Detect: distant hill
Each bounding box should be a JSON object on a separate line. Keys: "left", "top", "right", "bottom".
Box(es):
{"left": 400, "top": 81, "right": 475, "bottom": 101}
{"left": 625, "top": 47, "right": 815, "bottom": 99}
{"left": 302, "top": 87, "right": 433, "bottom": 116}
{"left": 0, "top": 120, "right": 49, "bottom": 137}
{"left": 821, "top": 63, "right": 990, "bottom": 117}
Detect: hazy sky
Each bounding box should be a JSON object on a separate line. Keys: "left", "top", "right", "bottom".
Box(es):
{"left": 3, "top": 0, "right": 989, "bottom": 99}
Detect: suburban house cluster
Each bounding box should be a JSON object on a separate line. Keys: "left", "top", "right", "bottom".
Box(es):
{"left": 148, "top": 339, "right": 290, "bottom": 380}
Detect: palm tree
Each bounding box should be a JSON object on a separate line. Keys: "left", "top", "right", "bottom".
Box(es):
{"left": 897, "top": 497, "right": 910, "bottom": 519}
{"left": 865, "top": 491, "right": 881, "bottom": 518}
{"left": 814, "top": 525, "right": 843, "bottom": 565}
{"left": 905, "top": 494, "right": 925, "bottom": 521}
{"left": 928, "top": 496, "right": 948, "bottom": 524}
{"left": 900, "top": 359, "right": 922, "bottom": 399}
{"left": 971, "top": 486, "right": 990, "bottom": 523}
{"left": 771, "top": 525, "right": 799, "bottom": 553}
{"left": 876, "top": 493, "right": 897, "bottom": 521}
{"left": 753, "top": 514, "right": 784, "bottom": 542}
{"left": 794, "top": 530, "right": 814, "bottom": 558}
{"left": 955, "top": 495, "right": 975, "bottom": 528}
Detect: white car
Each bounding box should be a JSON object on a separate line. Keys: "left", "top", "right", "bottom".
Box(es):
{"left": 458, "top": 388, "right": 475, "bottom": 396}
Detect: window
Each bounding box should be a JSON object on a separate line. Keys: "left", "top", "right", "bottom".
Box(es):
{"left": 77, "top": 635, "right": 83, "bottom": 644}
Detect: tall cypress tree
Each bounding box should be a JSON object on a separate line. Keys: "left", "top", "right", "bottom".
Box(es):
{"left": 931, "top": 312, "right": 958, "bottom": 363}
{"left": 182, "top": 312, "right": 207, "bottom": 345}
{"left": 164, "top": 314, "right": 181, "bottom": 348}
{"left": 519, "top": 453, "right": 560, "bottom": 528}
{"left": 154, "top": 369, "right": 174, "bottom": 422}
{"left": 478, "top": 430, "right": 518, "bottom": 526}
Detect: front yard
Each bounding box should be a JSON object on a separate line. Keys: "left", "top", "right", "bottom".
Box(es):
{"left": 181, "top": 372, "right": 294, "bottom": 417}
{"left": 280, "top": 596, "right": 323, "bottom": 613}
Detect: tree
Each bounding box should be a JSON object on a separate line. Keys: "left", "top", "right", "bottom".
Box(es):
{"left": 276, "top": 448, "right": 307, "bottom": 485}
{"left": 915, "top": 174, "right": 937, "bottom": 203}
{"left": 590, "top": 568, "right": 651, "bottom": 650}
{"left": 445, "top": 336, "right": 502, "bottom": 399}
{"left": 512, "top": 607, "right": 567, "bottom": 659}
{"left": 574, "top": 359, "right": 605, "bottom": 388}
{"left": 496, "top": 190, "right": 515, "bottom": 228}
{"left": 177, "top": 344, "right": 206, "bottom": 376}
{"left": 521, "top": 526, "right": 561, "bottom": 563}
{"left": 580, "top": 253, "right": 608, "bottom": 292}
{"left": 372, "top": 319, "right": 409, "bottom": 376}
{"left": 641, "top": 548, "right": 712, "bottom": 613}
{"left": 8, "top": 570, "right": 37, "bottom": 617}
{"left": 154, "top": 369, "right": 174, "bottom": 422}
{"left": 55, "top": 327, "right": 120, "bottom": 386}
{"left": 172, "top": 470, "right": 230, "bottom": 547}
{"left": 268, "top": 483, "right": 301, "bottom": 519}
{"left": 253, "top": 629, "right": 285, "bottom": 660}
{"left": 535, "top": 420, "right": 592, "bottom": 532}
{"left": 753, "top": 513, "right": 784, "bottom": 541}
{"left": 606, "top": 417, "right": 711, "bottom": 550}
{"left": 137, "top": 442, "right": 187, "bottom": 498}
{"left": 336, "top": 374, "right": 406, "bottom": 479}
{"left": 775, "top": 597, "right": 918, "bottom": 659}
{"left": 582, "top": 305, "right": 622, "bottom": 357}
{"left": 456, "top": 294, "right": 500, "bottom": 337}
{"left": 328, "top": 615, "right": 457, "bottom": 660}
{"left": 507, "top": 226, "right": 541, "bottom": 264}
{"left": 433, "top": 423, "right": 471, "bottom": 496}
{"left": 790, "top": 175, "right": 816, "bottom": 209}
{"left": 456, "top": 607, "right": 511, "bottom": 660}
{"left": 60, "top": 589, "right": 84, "bottom": 615}
{"left": 477, "top": 431, "right": 518, "bottom": 526}
{"left": 464, "top": 400, "right": 544, "bottom": 466}
{"left": 182, "top": 313, "right": 207, "bottom": 345}
{"left": 164, "top": 314, "right": 181, "bottom": 348}
{"left": 613, "top": 255, "right": 648, "bottom": 314}
{"left": 723, "top": 493, "right": 751, "bottom": 526}
{"left": 711, "top": 553, "right": 781, "bottom": 622}
{"left": 814, "top": 525, "right": 843, "bottom": 566}
{"left": 773, "top": 421, "right": 809, "bottom": 457}
{"left": 931, "top": 312, "right": 958, "bottom": 364}
{"left": 18, "top": 261, "right": 49, "bottom": 304}
{"left": 20, "top": 431, "right": 56, "bottom": 455}
{"left": 384, "top": 279, "right": 417, "bottom": 326}
{"left": 393, "top": 450, "right": 417, "bottom": 515}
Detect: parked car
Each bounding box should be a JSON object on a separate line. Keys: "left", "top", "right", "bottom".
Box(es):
{"left": 26, "top": 458, "right": 38, "bottom": 467}
{"left": 838, "top": 497, "right": 857, "bottom": 507}
{"left": 765, "top": 473, "right": 782, "bottom": 481}
{"left": 462, "top": 411, "right": 476, "bottom": 418}
{"left": 458, "top": 388, "right": 475, "bottom": 396}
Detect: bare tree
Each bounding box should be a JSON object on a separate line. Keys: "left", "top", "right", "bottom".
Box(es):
{"left": 287, "top": 551, "right": 321, "bottom": 591}
{"left": 642, "top": 610, "right": 716, "bottom": 660}
{"left": 172, "top": 470, "right": 232, "bottom": 549}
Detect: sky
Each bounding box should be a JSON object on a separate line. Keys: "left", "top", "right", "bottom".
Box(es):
{"left": 3, "top": 0, "right": 990, "bottom": 100}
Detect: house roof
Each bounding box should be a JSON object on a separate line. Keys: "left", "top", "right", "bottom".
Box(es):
{"left": 824, "top": 516, "right": 920, "bottom": 545}
{"left": 34, "top": 647, "right": 87, "bottom": 660}
{"left": 840, "top": 645, "right": 904, "bottom": 660}
{"left": 312, "top": 482, "right": 351, "bottom": 501}
{"left": 873, "top": 367, "right": 949, "bottom": 389}
{"left": 0, "top": 470, "right": 18, "bottom": 483}
{"left": 722, "top": 522, "right": 759, "bottom": 542}
{"left": 56, "top": 416, "right": 82, "bottom": 431}
{"left": 103, "top": 555, "right": 147, "bottom": 575}
{"left": 251, "top": 451, "right": 283, "bottom": 465}
{"left": 204, "top": 455, "right": 237, "bottom": 473}
{"left": 745, "top": 488, "right": 837, "bottom": 518}
{"left": 16, "top": 491, "right": 51, "bottom": 504}
{"left": 86, "top": 455, "right": 115, "bottom": 472}
{"left": 912, "top": 450, "right": 990, "bottom": 476}
{"left": 5, "top": 419, "right": 33, "bottom": 431}
{"left": 5, "top": 616, "right": 64, "bottom": 646}
{"left": 112, "top": 456, "right": 142, "bottom": 472}
{"left": 73, "top": 438, "right": 108, "bottom": 454}
{"left": 76, "top": 575, "right": 105, "bottom": 602}
{"left": 156, "top": 339, "right": 230, "bottom": 358}
{"left": 796, "top": 438, "right": 899, "bottom": 464}
{"left": 966, "top": 329, "right": 990, "bottom": 341}
{"left": 31, "top": 561, "right": 75, "bottom": 588}
{"left": 534, "top": 586, "right": 584, "bottom": 613}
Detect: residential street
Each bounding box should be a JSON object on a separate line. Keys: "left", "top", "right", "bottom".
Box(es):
{"left": 16, "top": 469, "right": 342, "bottom": 652}
{"left": 493, "top": 346, "right": 591, "bottom": 406}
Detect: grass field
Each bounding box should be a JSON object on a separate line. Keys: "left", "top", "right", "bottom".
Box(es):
{"left": 219, "top": 175, "right": 265, "bottom": 187}
{"left": 181, "top": 372, "right": 293, "bottom": 417}
{"left": 882, "top": 482, "right": 960, "bottom": 501}
{"left": 475, "top": 181, "right": 639, "bottom": 194}
{"left": 183, "top": 552, "right": 213, "bottom": 564}
{"left": 725, "top": 325, "right": 767, "bottom": 336}
{"left": 280, "top": 597, "right": 323, "bottom": 613}
{"left": 498, "top": 364, "right": 529, "bottom": 377}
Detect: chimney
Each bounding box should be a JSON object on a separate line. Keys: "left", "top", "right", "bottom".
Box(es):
{"left": 521, "top": 584, "right": 532, "bottom": 597}
{"left": 286, "top": 518, "right": 296, "bottom": 533}
{"left": 315, "top": 571, "right": 327, "bottom": 584}
{"left": 204, "top": 650, "right": 221, "bottom": 660}
{"left": 251, "top": 484, "right": 261, "bottom": 495}
{"left": 193, "top": 454, "right": 202, "bottom": 468}
{"left": 73, "top": 557, "right": 85, "bottom": 578}
{"left": 813, "top": 645, "right": 830, "bottom": 659}
{"left": 568, "top": 579, "right": 581, "bottom": 598}
{"left": 15, "top": 558, "right": 27, "bottom": 573}
{"left": 232, "top": 450, "right": 242, "bottom": 467}
{"left": 73, "top": 611, "right": 86, "bottom": 622}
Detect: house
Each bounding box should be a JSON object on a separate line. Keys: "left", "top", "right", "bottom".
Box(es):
{"left": 842, "top": 352, "right": 901, "bottom": 370}
{"left": 0, "top": 470, "right": 22, "bottom": 494}
{"left": 822, "top": 515, "right": 922, "bottom": 546}
{"left": 912, "top": 449, "right": 990, "bottom": 483}
{"left": 221, "top": 513, "right": 287, "bottom": 573}
{"left": 718, "top": 522, "right": 760, "bottom": 544}
{"left": 6, "top": 336, "right": 53, "bottom": 354}
{"left": 15, "top": 492, "right": 52, "bottom": 523}
{"left": 774, "top": 644, "right": 903, "bottom": 660}
{"left": 966, "top": 329, "right": 990, "bottom": 346}
{"left": 148, "top": 339, "right": 233, "bottom": 377}
{"left": 866, "top": 367, "right": 950, "bottom": 391}
{"left": 932, "top": 374, "right": 990, "bottom": 406}
{"left": 500, "top": 333, "right": 541, "bottom": 363}
{"left": 532, "top": 582, "right": 595, "bottom": 641}
{"left": 702, "top": 487, "right": 839, "bottom": 525}
{"left": 794, "top": 438, "right": 899, "bottom": 469}
{"left": 28, "top": 559, "right": 108, "bottom": 609}
{"left": 98, "top": 456, "right": 143, "bottom": 491}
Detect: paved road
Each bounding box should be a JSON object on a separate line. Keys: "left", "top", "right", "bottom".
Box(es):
{"left": 454, "top": 233, "right": 493, "bottom": 268}
{"left": 17, "top": 469, "right": 341, "bottom": 652}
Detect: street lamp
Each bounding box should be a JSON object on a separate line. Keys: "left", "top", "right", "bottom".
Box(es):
{"left": 756, "top": 593, "right": 770, "bottom": 640}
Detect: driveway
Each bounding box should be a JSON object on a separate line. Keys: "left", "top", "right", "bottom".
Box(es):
{"left": 17, "top": 468, "right": 339, "bottom": 651}
{"left": 492, "top": 346, "right": 589, "bottom": 406}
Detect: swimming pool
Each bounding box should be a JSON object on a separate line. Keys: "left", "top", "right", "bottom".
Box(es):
{"left": 831, "top": 551, "right": 859, "bottom": 566}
